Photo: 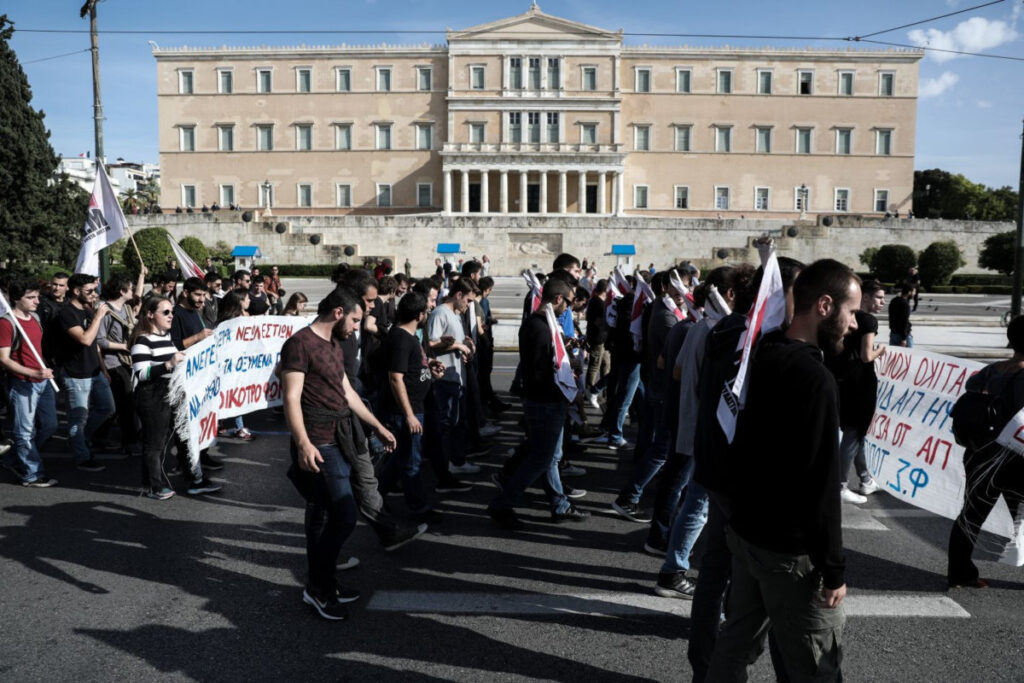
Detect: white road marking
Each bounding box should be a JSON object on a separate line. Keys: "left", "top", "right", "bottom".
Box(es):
{"left": 842, "top": 506, "right": 890, "bottom": 531}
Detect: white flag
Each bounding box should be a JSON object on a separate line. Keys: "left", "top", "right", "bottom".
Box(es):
{"left": 544, "top": 303, "right": 578, "bottom": 402}
{"left": 74, "top": 163, "right": 128, "bottom": 276}
{"left": 167, "top": 235, "right": 206, "bottom": 281}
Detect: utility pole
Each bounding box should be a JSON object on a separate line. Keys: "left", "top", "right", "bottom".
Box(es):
{"left": 81, "top": 0, "right": 109, "bottom": 282}
{"left": 1013, "top": 118, "right": 1024, "bottom": 319}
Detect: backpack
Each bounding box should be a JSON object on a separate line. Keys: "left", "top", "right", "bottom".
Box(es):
{"left": 951, "top": 369, "right": 1024, "bottom": 451}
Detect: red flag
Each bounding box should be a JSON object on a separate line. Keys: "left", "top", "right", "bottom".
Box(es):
{"left": 167, "top": 235, "right": 205, "bottom": 280}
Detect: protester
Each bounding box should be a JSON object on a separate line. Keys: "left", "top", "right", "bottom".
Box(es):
{"left": 889, "top": 283, "right": 914, "bottom": 347}
{"left": 231, "top": 269, "right": 252, "bottom": 293}
{"left": 36, "top": 271, "right": 68, "bottom": 325}
{"left": 283, "top": 292, "right": 309, "bottom": 316}
{"left": 249, "top": 277, "right": 271, "bottom": 316}
{"left": 202, "top": 271, "right": 223, "bottom": 328}
{"left": 584, "top": 279, "right": 611, "bottom": 409}
{"left": 215, "top": 287, "right": 255, "bottom": 442}
{"left": 265, "top": 265, "right": 284, "bottom": 313}
{"left": 95, "top": 275, "right": 139, "bottom": 455}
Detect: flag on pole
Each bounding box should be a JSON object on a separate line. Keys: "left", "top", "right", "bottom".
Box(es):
{"left": 0, "top": 289, "right": 60, "bottom": 392}
{"left": 167, "top": 235, "right": 206, "bottom": 281}
{"left": 629, "top": 271, "right": 654, "bottom": 352}
{"left": 704, "top": 284, "right": 733, "bottom": 322}
{"left": 543, "top": 303, "right": 578, "bottom": 402}
{"left": 74, "top": 162, "right": 128, "bottom": 276}
{"left": 522, "top": 270, "right": 543, "bottom": 314}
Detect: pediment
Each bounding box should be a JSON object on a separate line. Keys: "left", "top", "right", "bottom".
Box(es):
{"left": 449, "top": 5, "right": 621, "bottom": 42}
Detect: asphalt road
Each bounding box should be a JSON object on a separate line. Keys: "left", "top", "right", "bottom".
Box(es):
{"left": 2, "top": 355, "right": 1023, "bottom": 682}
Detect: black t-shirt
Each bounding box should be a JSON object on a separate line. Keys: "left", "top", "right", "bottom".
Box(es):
{"left": 379, "top": 326, "right": 432, "bottom": 415}
{"left": 249, "top": 291, "right": 270, "bottom": 316}
{"left": 826, "top": 310, "right": 879, "bottom": 434}
{"left": 171, "top": 304, "right": 206, "bottom": 351}
{"left": 57, "top": 305, "right": 101, "bottom": 378}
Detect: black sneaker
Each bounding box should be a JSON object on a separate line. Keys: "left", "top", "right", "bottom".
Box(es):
{"left": 334, "top": 585, "right": 361, "bottom": 604}
{"left": 565, "top": 486, "right": 587, "bottom": 499}
{"left": 643, "top": 538, "right": 667, "bottom": 557}
{"left": 200, "top": 454, "right": 225, "bottom": 471}
{"left": 186, "top": 477, "right": 223, "bottom": 495}
{"left": 22, "top": 477, "right": 57, "bottom": 488}
{"left": 611, "top": 499, "right": 652, "bottom": 524}
{"left": 654, "top": 572, "right": 696, "bottom": 599}
{"left": 303, "top": 588, "right": 349, "bottom": 621}
{"left": 551, "top": 505, "right": 590, "bottom": 523}
{"left": 435, "top": 478, "right": 473, "bottom": 493}
{"left": 75, "top": 458, "right": 106, "bottom": 472}
{"left": 382, "top": 523, "right": 428, "bottom": 552}
{"left": 489, "top": 507, "right": 525, "bottom": 531}
{"left": 337, "top": 556, "right": 360, "bottom": 571}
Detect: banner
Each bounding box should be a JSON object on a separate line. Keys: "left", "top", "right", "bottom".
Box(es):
{"left": 74, "top": 163, "right": 128, "bottom": 276}
{"left": 168, "top": 235, "right": 206, "bottom": 280}
{"left": 543, "top": 303, "right": 577, "bottom": 402}
{"left": 169, "top": 315, "right": 309, "bottom": 462}
{"left": 868, "top": 346, "right": 1024, "bottom": 565}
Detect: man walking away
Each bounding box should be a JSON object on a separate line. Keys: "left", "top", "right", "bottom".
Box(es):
{"left": 888, "top": 284, "right": 913, "bottom": 347}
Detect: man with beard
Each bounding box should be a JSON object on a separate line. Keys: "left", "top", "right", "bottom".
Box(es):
{"left": 707, "top": 259, "right": 860, "bottom": 682}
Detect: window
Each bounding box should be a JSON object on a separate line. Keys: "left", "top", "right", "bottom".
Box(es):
{"left": 219, "top": 184, "right": 235, "bottom": 207}
{"left": 757, "top": 70, "right": 773, "bottom": 95}
{"left": 257, "top": 124, "right": 273, "bottom": 151}
{"left": 376, "top": 184, "right": 392, "bottom": 207}
{"left": 676, "top": 68, "right": 691, "bottom": 93}
{"left": 257, "top": 68, "right": 272, "bottom": 93}
{"left": 181, "top": 184, "right": 196, "bottom": 208}
{"left": 756, "top": 127, "right": 771, "bottom": 153}
{"left": 798, "top": 70, "right": 814, "bottom": 95}
{"left": 418, "top": 67, "right": 432, "bottom": 91}
{"left": 297, "top": 68, "right": 312, "bottom": 93}
{"left": 796, "top": 127, "right": 812, "bottom": 154}
{"left": 528, "top": 58, "right": 541, "bottom": 89}
{"left": 755, "top": 187, "right": 770, "bottom": 211}
{"left": 715, "top": 126, "right": 732, "bottom": 152}
{"left": 838, "top": 71, "right": 854, "bottom": 96}
{"left": 417, "top": 183, "right": 432, "bottom": 208}
{"left": 335, "top": 124, "right": 352, "bottom": 150}
{"left": 178, "top": 70, "right": 194, "bottom": 94}
{"left": 416, "top": 124, "right": 433, "bottom": 150}
{"left": 469, "top": 123, "right": 485, "bottom": 144}
{"left": 179, "top": 126, "right": 195, "bottom": 152}
{"left": 470, "top": 65, "right": 484, "bottom": 90}
{"left": 634, "top": 125, "right": 651, "bottom": 151}
{"left": 636, "top": 68, "right": 651, "bottom": 93}
{"left": 715, "top": 186, "right": 730, "bottom": 210}
{"left": 546, "top": 113, "right": 559, "bottom": 143}
{"left": 298, "top": 184, "right": 313, "bottom": 207}
{"left": 717, "top": 69, "right": 732, "bottom": 94}
{"left": 337, "top": 184, "right": 352, "bottom": 208}
{"left": 336, "top": 68, "right": 351, "bottom": 92}
{"left": 581, "top": 123, "right": 597, "bottom": 145}
{"left": 376, "top": 67, "right": 391, "bottom": 92}
{"left": 217, "top": 69, "right": 233, "bottom": 94}
{"left": 376, "top": 123, "right": 392, "bottom": 150}
{"left": 874, "top": 189, "right": 890, "bottom": 213}
{"left": 834, "top": 188, "right": 850, "bottom": 212}
{"left": 674, "top": 125, "right": 692, "bottom": 152}
{"left": 795, "top": 186, "right": 811, "bottom": 211}
{"left": 259, "top": 184, "right": 273, "bottom": 208}
{"left": 582, "top": 66, "right": 597, "bottom": 91}
{"left": 876, "top": 129, "right": 892, "bottom": 155}
{"left": 836, "top": 128, "right": 852, "bottom": 155}
{"left": 510, "top": 57, "right": 522, "bottom": 89}
{"left": 634, "top": 185, "right": 649, "bottom": 209}
{"left": 547, "top": 58, "right": 560, "bottom": 89}
{"left": 674, "top": 186, "right": 689, "bottom": 209}
{"left": 217, "top": 125, "right": 234, "bottom": 152}
{"left": 879, "top": 72, "right": 895, "bottom": 97}
{"left": 527, "top": 112, "right": 540, "bottom": 143}
{"left": 296, "top": 124, "right": 313, "bottom": 151}
{"left": 509, "top": 112, "right": 522, "bottom": 142}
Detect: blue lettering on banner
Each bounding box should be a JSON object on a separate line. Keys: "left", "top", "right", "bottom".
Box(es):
{"left": 188, "top": 395, "right": 201, "bottom": 419}
{"left": 233, "top": 353, "right": 275, "bottom": 373}
{"left": 865, "top": 440, "right": 890, "bottom": 479}
{"left": 186, "top": 345, "right": 217, "bottom": 377}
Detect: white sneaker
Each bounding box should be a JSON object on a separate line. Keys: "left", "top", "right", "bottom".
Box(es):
{"left": 449, "top": 462, "right": 481, "bottom": 475}
{"left": 587, "top": 393, "right": 601, "bottom": 410}
{"left": 840, "top": 486, "right": 867, "bottom": 504}
{"left": 479, "top": 424, "right": 502, "bottom": 438}
{"left": 857, "top": 478, "right": 881, "bottom": 496}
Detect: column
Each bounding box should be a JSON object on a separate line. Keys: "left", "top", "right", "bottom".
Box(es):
{"left": 519, "top": 170, "right": 528, "bottom": 214}
{"left": 539, "top": 171, "right": 548, "bottom": 215}
{"left": 460, "top": 169, "right": 470, "bottom": 214}
{"left": 616, "top": 171, "right": 625, "bottom": 216}
{"left": 480, "top": 170, "right": 489, "bottom": 214}
{"left": 577, "top": 171, "right": 587, "bottom": 214}
{"left": 443, "top": 170, "right": 452, "bottom": 214}
{"left": 500, "top": 170, "right": 509, "bottom": 213}
{"left": 598, "top": 171, "right": 607, "bottom": 215}
{"left": 558, "top": 171, "right": 567, "bottom": 214}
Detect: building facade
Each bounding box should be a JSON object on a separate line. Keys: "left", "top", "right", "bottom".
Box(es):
{"left": 154, "top": 4, "right": 921, "bottom": 218}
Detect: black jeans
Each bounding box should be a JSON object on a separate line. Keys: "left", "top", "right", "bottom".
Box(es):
{"left": 303, "top": 444, "right": 358, "bottom": 596}
{"left": 94, "top": 364, "right": 138, "bottom": 448}
{"left": 134, "top": 380, "right": 173, "bottom": 491}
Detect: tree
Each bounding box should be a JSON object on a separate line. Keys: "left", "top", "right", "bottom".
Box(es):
{"left": 918, "top": 241, "right": 965, "bottom": 288}
{"left": 978, "top": 231, "right": 1015, "bottom": 275}
{"left": 122, "top": 226, "right": 173, "bottom": 279}
{"left": 179, "top": 236, "right": 209, "bottom": 265}
{"left": 0, "top": 15, "right": 89, "bottom": 272}
{"left": 914, "top": 169, "right": 1019, "bottom": 221}
{"left": 859, "top": 247, "right": 878, "bottom": 270}
{"left": 869, "top": 244, "right": 917, "bottom": 283}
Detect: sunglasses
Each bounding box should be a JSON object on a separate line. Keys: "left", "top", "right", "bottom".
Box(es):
{"left": 157, "top": 309, "right": 174, "bottom": 316}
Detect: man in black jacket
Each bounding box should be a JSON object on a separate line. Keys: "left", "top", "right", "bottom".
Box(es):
{"left": 584, "top": 279, "right": 610, "bottom": 407}
{"left": 888, "top": 283, "right": 914, "bottom": 347}
{"left": 707, "top": 259, "right": 860, "bottom": 681}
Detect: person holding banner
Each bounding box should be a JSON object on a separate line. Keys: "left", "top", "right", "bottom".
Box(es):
{"left": 95, "top": 276, "right": 140, "bottom": 456}
{"left": 0, "top": 280, "right": 59, "bottom": 487}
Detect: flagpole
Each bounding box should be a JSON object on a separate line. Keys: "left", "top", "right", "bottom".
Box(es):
{"left": 0, "top": 293, "right": 60, "bottom": 393}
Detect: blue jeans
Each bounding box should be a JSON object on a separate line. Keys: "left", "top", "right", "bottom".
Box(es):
{"left": 304, "top": 444, "right": 358, "bottom": 596}
{"left": 889, "top": 332, "right": 913, "bottom": 348}
{"left": 661, "top": 478, "right": 709, "bottom": 574}
{"left": 839, "top": 428, "right": 871, "bottom": 487}
{"left": 63, "top": 373, "right": 116, "bottom": 463}
{"left": 489, "top": 399, "right": 570, "bottom": 514}
{"left": 607, "top": 360, "right": 643, "bottom": 439}
{"left": 380, "top": 413, "right": 430, "bottom": 513}
{"left": 430, "top": 380, "right": 468, "bottom": 467}
{"left": 6, "top": 379, "right": 58, "bottom": 482}
{"left": 622, "top": 398, "right": 674, "bottom": 501}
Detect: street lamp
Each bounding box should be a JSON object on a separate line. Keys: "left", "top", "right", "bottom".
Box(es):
{"left": 262, "top": 179, "right": 273, "bottom": 217}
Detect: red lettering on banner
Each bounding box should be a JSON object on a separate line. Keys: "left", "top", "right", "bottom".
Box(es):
{"left": 877, "top": 351, "right": 911, "bottom": 382}
{"left": 1014, "top": 425, "right": 1024, "bottom": 446}
{"left": 218, "top": 384, "right": 265, "bottom": 410}
{"left": 892, "top": 422, "right": 913, "bottom": 449}
{"left": 871, "top": 414, "right": 890, "bottom": 441}
{"left": 915, "top": 435, "right": 953, "bottom": 470}
{"left": 199, "top": 411, "right": 218, "bottom": 443}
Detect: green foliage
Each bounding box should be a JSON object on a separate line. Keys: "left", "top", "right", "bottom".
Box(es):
{"left": 122, "top": 226, "right": 173, "bottom": 280}
{"left": 265, "top": 264, "right": 337, "bottom": 277}
{"left": 949, "top": 272, "right": 1011, "bottom": 286}
{"left": 859, "top": 247, "right": 878, "bottom": 269}
{"left": 914, "top": 169, "right": 1019, "bottom": 221}
{"left": 179, "top": 236, "right": 209, "bottom": 265}
{"left": 869, "top": 244, "right": 917, "bottom": 283}
{"left": 917, "top": 241, "right": 965, "bottom": 288}
{"left": 978, "top": 231, "right": 1015, "bottom": 276}
{"left": 929, "top": 285, "right": 1011, "bottom": 295}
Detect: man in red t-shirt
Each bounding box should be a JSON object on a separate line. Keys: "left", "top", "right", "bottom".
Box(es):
{"left": 0, "top": 280, "right": 59, "bottom": 486}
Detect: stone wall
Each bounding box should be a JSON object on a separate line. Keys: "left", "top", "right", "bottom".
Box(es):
{"left": 128, "top": 212, "right": 1012, "bottom": 276}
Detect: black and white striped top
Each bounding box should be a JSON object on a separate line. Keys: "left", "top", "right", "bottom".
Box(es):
{"left": 131, "top": 332, "right": 178, "bottom": 385}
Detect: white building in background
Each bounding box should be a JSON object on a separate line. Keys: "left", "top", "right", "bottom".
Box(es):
{"left": 57, "top": 156, "right": 160, "bottom": 195}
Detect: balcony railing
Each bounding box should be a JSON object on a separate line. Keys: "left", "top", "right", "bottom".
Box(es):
{"left": 442, "top": 142, "right": 623, "bottom": 154}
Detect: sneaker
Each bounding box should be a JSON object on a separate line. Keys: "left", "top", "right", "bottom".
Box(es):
{"left": 186, "top": 477, "right": 223, "bottom": 495}
{"left": 489, "top": 507, "right": 525, "bottom": 531}
{"left": 217, "top": 428, "right": 237, "bottom": 438}
{"left": 337, "top": 556, "right": 360, "bottom": 571}
{"left": 22, "top": 477, "right": 57, "bottom": 488}
{"left": 449, "top": 462, "right": 481, "bottom": 475}
{"left": 382, "top": 523, "right": 428, "bottom": 552}
{"left": 435, "top": 478, "right": 473, "bottom": 493}
{"left": 857, "top": 478, "right": 881, "bottom": 496}
{"left": 143, "top": 487, "right": 175, "bottom": 500}
{"left": 0, "top": 441, "right": 11, "bottom": 457}
{"left": 654, "top": 572, "right": 696, "bottom": 599}
{"left": 334, "top": 585, "right": 362, "bottom": 604}
{"left": 840, "top": 486, "right": 867, "bottom": 504}
{"left": 948, "top": 577, "right": 989, "bottom": 589}
{"left": 587, "top": 393, "right": 601, "bottom": 410}
{"left": 465, "top": 445, "right": 491, "bottom": 459}
{"left": 565, "top": 486, "right": 587, "bottom": 499}
{"left": 200, "top": 454, "right": 225, "bottom": 471}
{"left": 607, "top": 436, "right": 631, "bottom": 450}
{"left": 560, "top": 464, "right": 586, "bottom": 478}
{"left": 490, "top": 472, "right": 507, "bottom": 491}
{"left": 75, "top": 458, "right": 106, "bottom": 472}
{"left": 235, "top": 428, "right": 255, "bottom": 442}
{"left": 580, "top": 432, "right": 612, "bottom": 445}
{"left": 479, "top": 424, "right": 502, "bottom": 438}
{"left": 643, "top": 538, "right": 667, "bottom": 557}
{"left": 303, "top": 587, "right": 349, "bottom": 621}
{"left": 611, "top": 499, "right": 653, "bottom": 524}
{"left": 551, "top": 505, "right": 591, "bottom": 523}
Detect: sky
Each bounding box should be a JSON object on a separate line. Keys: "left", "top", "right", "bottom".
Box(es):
{"left": 6, "top": 0, "right": 1024, "bottom": 189}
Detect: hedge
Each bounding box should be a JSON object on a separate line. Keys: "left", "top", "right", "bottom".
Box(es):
{"left": 927, "top": 285, "right": 1012, "bottom": 294}
{"left": 949, "top": 273, "right": 1012, "bottom": 287}
{"left": 259, "top": 264, "right": 339, "bottom": 277}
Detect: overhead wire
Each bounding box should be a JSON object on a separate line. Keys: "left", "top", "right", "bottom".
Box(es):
{"left": 21, "top": 47, "right": 91, "bottom": 64}
{"left": 851, "top": 0, "right": 1007, "bottom": 40}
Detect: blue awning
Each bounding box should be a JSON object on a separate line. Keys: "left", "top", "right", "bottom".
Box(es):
{"left": 611, "top": 244, "right": 636, "bottom": 256}
{"left": 437, "top": 243, "right": 461, "bottom": 254}
{"left": 231, "top": 246, "right": 262, "bottom": 258}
